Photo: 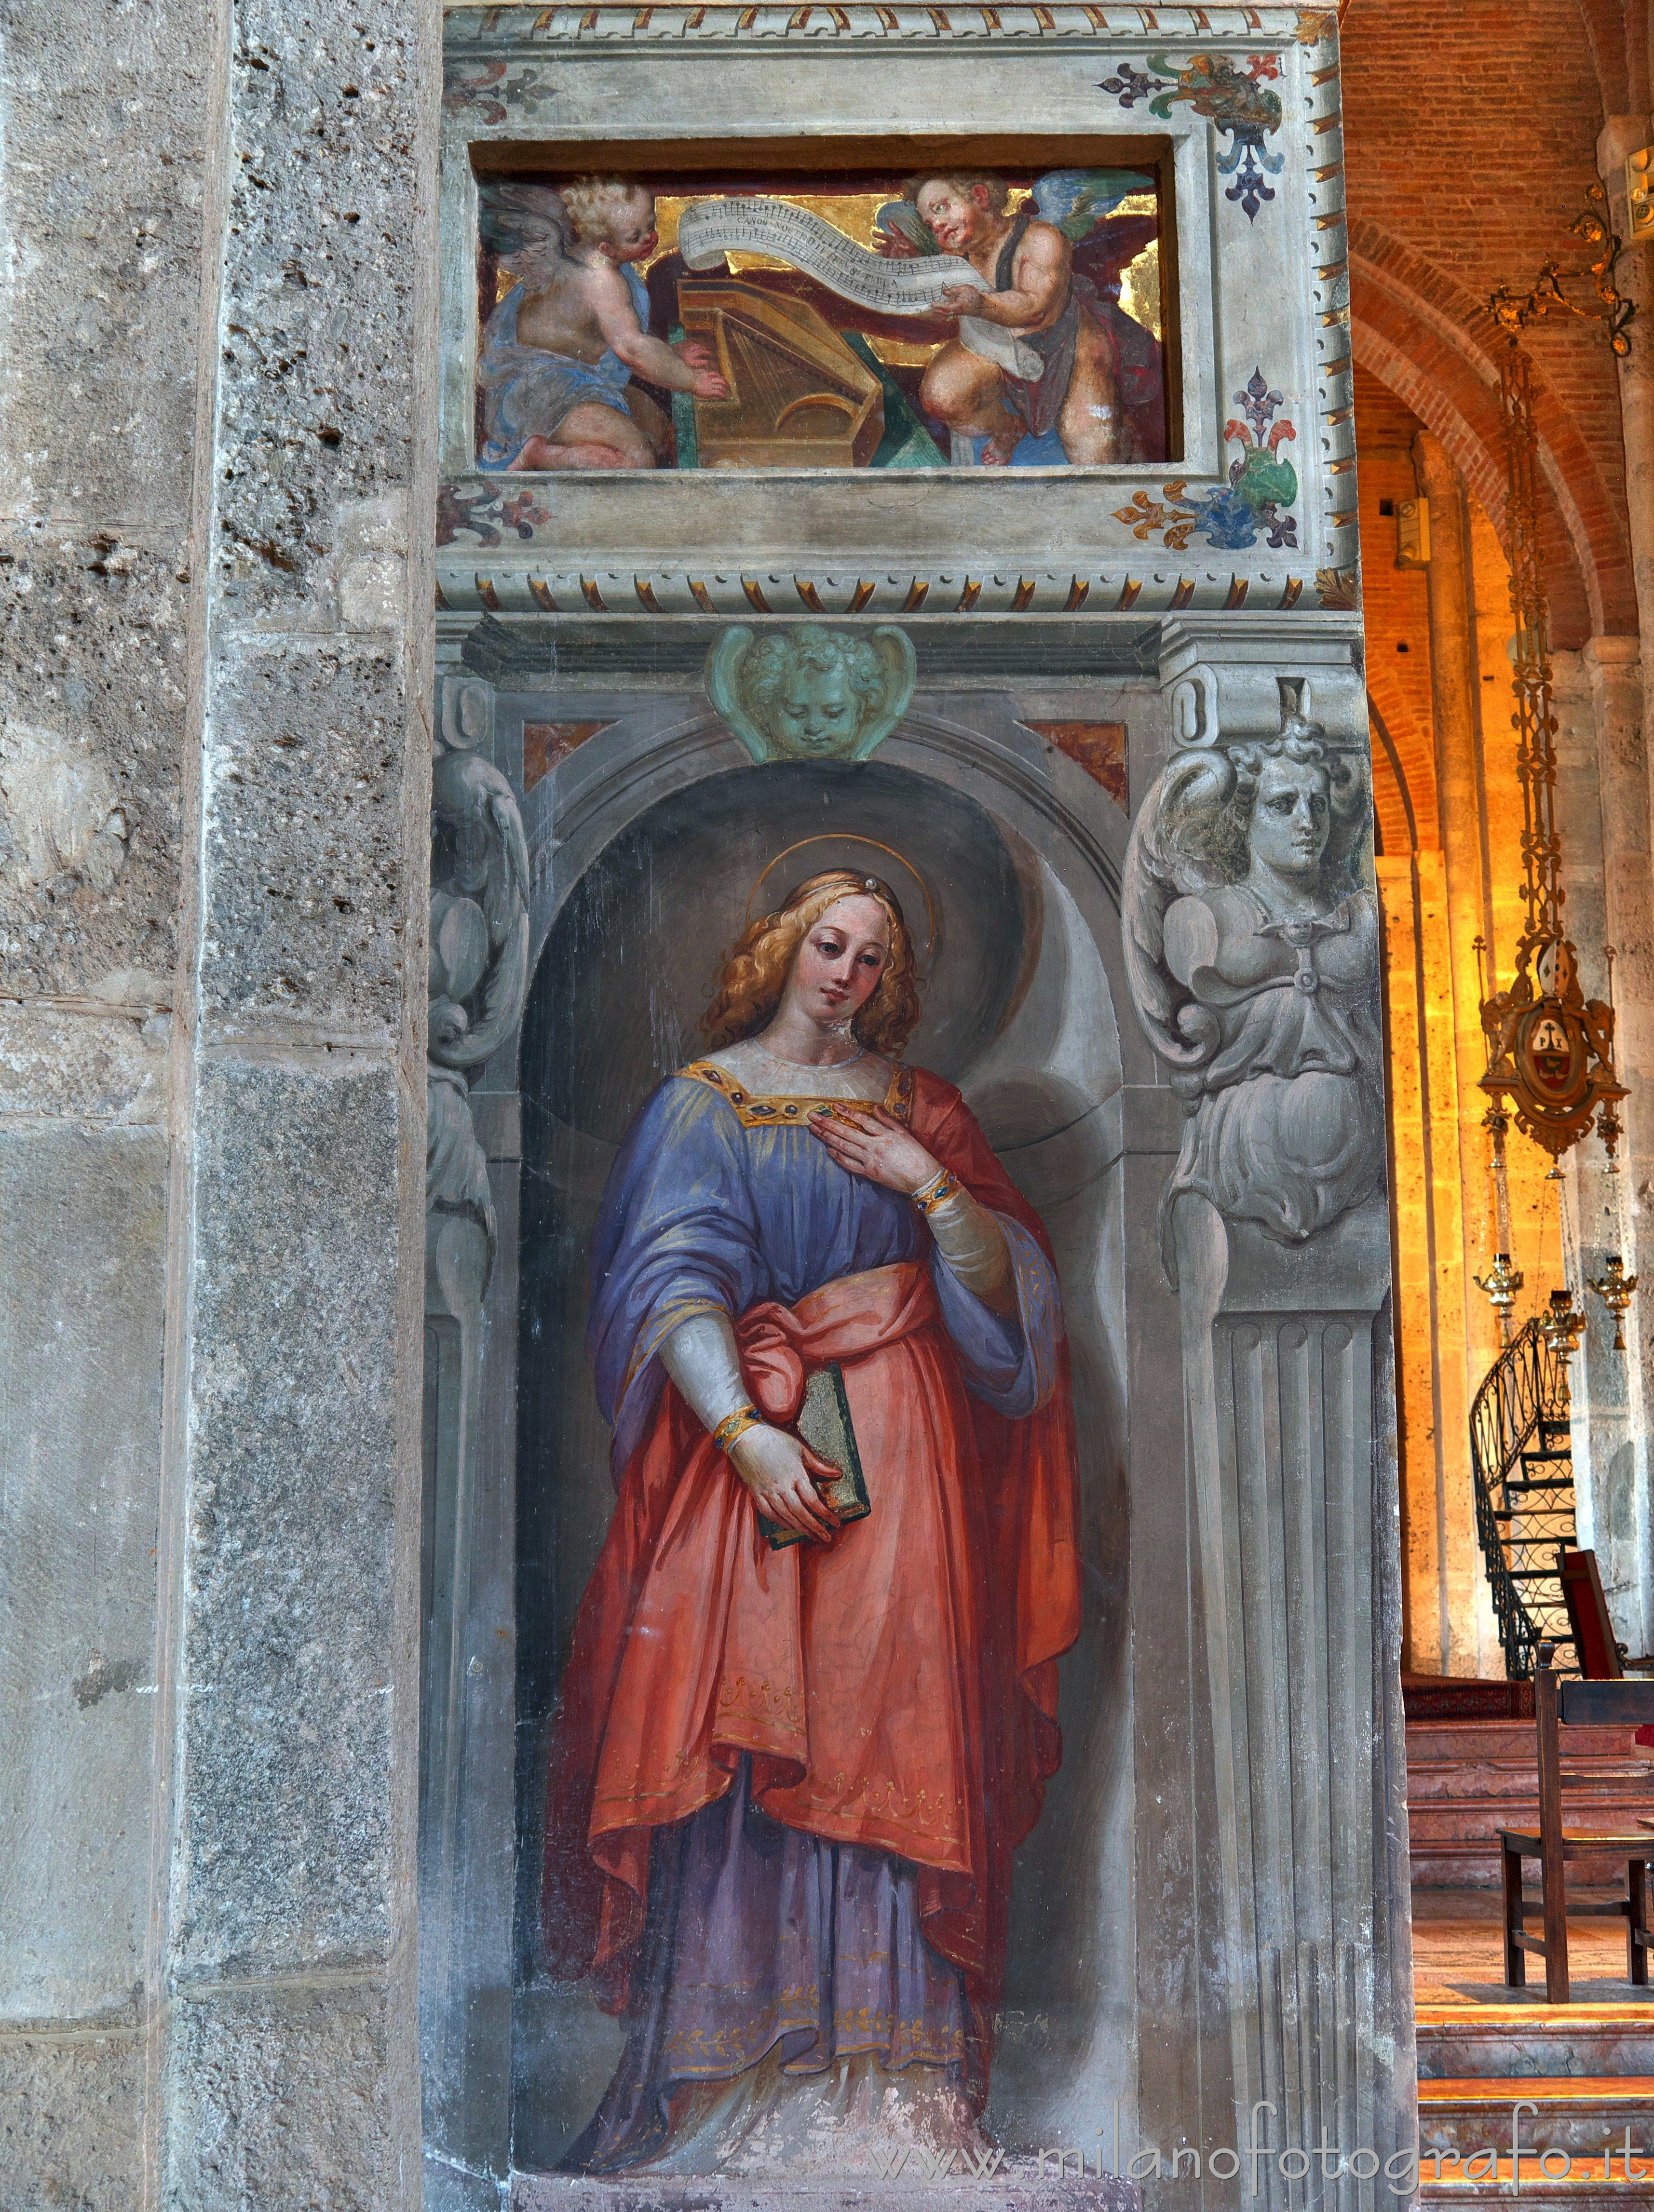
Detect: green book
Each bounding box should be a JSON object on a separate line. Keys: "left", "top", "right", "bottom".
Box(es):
{"left": 759, "top": 1361, "right": 871, "bottom": 1551}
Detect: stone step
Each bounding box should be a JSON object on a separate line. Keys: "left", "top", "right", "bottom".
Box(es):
{"left": 1408, "top": 1762, "right": 1654, "bottom": 1801}
{"left": 1409, "top": 1801, "right": 1652, "bottom": 1841}
{"left": 1417, "top": 2003, "right": 1654, "bottom": 2079}
{"left": 1418, "top": 2076, "right": 1654, "bottom": 2158}
{"left": 1422, "top": 2162, "right": 1654, "bottom": 2209}
{"left": 1408, "top": 1721, "right": 1650, "bottom": 1764}
{"left": 1405, "top": 1718, "right": 1654, "bottom": 1887}
{"left": 1408, "top": 1796, "right": 1654, "bottom": 1834}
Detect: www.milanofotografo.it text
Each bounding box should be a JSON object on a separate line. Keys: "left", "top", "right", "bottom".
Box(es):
{"left": 803, "top": 2101, "right": 1654, "bottom": 2191}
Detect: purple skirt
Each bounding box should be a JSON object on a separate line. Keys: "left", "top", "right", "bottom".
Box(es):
{"left": 560, "top": 1756, "right": 971, "bottom": 2172}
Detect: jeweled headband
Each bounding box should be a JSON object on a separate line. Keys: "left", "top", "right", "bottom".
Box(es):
{"left": 745, "top": 836, "right": 937, "bottom": 967}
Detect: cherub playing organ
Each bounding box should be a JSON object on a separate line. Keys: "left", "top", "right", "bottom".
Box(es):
{"left": 477, "top": 177, "right": 729, "bottom": 471}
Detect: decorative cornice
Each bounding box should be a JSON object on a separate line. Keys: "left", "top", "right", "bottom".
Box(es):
{"left": 444, "top": 3, "right": 1322, "bottom": 51}
{"left": 434, "top": 564, "right": 1317, "bottom": 619}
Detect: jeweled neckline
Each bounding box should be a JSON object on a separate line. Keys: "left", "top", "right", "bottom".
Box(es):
{"left": 749, "top": 1037, "right": 867, "bottom": 1073}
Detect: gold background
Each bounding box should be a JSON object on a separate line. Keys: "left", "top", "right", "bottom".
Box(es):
{"left": 494, "top": 187, "right": 1163, "bottom": 372}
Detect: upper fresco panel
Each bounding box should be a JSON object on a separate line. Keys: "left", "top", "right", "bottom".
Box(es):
{"left": 471, "top": 157, "right": 1170, "bottom": 473}
{"left": 438, "top": 6, "right": 1354, "bottom": 599}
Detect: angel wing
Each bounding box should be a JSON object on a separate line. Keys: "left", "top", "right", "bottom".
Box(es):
{"left": 873, "top": 201, "right": 941, "bottom": 255}
{"left": 1120, "top": 750, "right": 1231, "bottom": 1097}
{"left": 1032, "top": 171, "right": 1159, "bottom": 307}
{"left": 485, "top": 775, "right": 530, "bottom": 923}
{"left": 478, "top": 180, "right": 578, "bottom": 289}
{"left": 1032, "top": 168, "right": 1155, "bottom": 240}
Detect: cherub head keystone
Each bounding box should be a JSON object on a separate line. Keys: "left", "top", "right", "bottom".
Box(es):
{"left": 706, "top": 623, "right": 917, "bottom": 763}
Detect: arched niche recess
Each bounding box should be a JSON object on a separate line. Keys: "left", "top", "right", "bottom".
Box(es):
{"left": 503, "top": 718, "right": 1137, "bottom": 2169}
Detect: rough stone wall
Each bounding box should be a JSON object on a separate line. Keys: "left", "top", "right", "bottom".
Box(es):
{"left": 0, "top": 0, "right": 435, "bottom": 2203}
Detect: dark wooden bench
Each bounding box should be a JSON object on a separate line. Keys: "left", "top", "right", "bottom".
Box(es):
{"left": 1498, "top": 1641, "right": 1654, "bottom": 2002}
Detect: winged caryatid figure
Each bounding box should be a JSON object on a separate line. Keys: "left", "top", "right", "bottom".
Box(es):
{"left": 1121, "top": 690, "right": 1384, "bottom": 1281}
{"left": 428, "top": 733, "right": 529, "bottom": 1278}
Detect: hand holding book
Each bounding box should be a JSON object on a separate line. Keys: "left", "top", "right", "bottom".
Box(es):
{"left": 726, "top": 1362, "right": 872, "bottom": 1552}
{"left": 727, "top": 1414, "right": 844, "bottom": 1546}
{"left": 758, "top": 1363, "right": 871, "bottom": 1553}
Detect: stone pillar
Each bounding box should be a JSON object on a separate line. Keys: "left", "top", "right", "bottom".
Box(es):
{"left": 1132, "top": 624, "right": 1413, "bottom": 2210}
{"left": 1599, "top": 116, "right": 1654, "bottom": 753}
{"left": 1410, "top": 432, "right": 1503, "bottom": 1676}
{"left": 0, "top": 2, "right": 194, "bottom": 2198}
{"left": 1563, "top": 638, "right": 1654, "bottom": 1660}
{"left": 1594, "top": 117, "right": 1654, "bottom": 1654}
{"left": 150, "top": 3, "right": 437, "bottom": 2203}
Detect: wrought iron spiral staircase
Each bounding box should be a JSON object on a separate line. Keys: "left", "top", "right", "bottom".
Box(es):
{"left": 1468, "top": 1315, "right": 1578, "bottom": 1680}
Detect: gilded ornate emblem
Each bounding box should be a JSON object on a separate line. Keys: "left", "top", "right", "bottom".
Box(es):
{"left": 1475, "top": 207, "right": 1632, "bottom": 1172}
{"left": 1478, "top": 941, "right": 1625, "bottom": 1162}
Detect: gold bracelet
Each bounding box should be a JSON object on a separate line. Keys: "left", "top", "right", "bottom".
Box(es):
{"left": 711, "top": 1403, "right": 763, "bottom": 1454}
{"left": 913, "top": 1167, "right": 962, "bottom": 1216}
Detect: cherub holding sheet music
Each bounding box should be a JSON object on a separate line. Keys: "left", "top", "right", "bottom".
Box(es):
{"left": 880, "top": 170, "right": 1145, "bottom": 467}
{"left": 477, "top": 177, "right": 728, "bottom": 470}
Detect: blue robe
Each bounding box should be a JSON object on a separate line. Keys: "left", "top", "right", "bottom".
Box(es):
{"left": 478, "top": 269, "right": 652, "bottom": 470}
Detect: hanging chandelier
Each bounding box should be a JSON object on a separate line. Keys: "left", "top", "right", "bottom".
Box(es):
{"left": 1477, "top": 187, "right": 1632, "bottom": 1174}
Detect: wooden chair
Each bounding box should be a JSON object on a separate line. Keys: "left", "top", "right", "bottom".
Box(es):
{"left": 1499, "top": 1642, "right": 1654, "bottom": 2001}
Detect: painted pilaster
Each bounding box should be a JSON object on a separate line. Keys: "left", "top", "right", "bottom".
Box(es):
{"left": 422, "top": 670, "right": 528, "bottom": 2210}
{"left": 1131, "top": 622, "right": 1412, "bottom": 2209}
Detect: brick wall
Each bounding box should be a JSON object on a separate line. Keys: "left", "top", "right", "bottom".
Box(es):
{"left": 1355, "top": 364, "right": 1440, "bottom": 857}
{"left": 1343, "top": 0, "right": 1639, "bottom": 649}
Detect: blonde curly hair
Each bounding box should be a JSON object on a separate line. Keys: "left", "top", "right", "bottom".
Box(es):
{"left": 561, "top": 175, "right": 651, "bottom": 247}
{"left": 702, "top": 870, "right": 922, "bottom": 1057}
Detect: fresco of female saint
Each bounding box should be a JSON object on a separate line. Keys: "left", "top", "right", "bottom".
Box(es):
{"left": 541, "top": 867, "right": 1082, "bottom": 2172}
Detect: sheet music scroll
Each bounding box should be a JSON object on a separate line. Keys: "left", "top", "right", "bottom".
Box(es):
{"left": 676, "top": 198, "right": 1044, "bottom": 381}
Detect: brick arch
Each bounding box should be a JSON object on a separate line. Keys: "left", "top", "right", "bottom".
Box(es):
{"left": 1349, "top": 319, "right": 1503, "bottom": 532}
{"left": 1363, "top": 630, "right": 1441, "bottom": 860}
{"left": 1367, "top": 696, "right": 1421, "bottom": 862}
{"left": 1348, "top": 217, "right": 1638, "bottom": 647}
{"left": 1572, "top": 0, "right": 1646, "bottom": 113}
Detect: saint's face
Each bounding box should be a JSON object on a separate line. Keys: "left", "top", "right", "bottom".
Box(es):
{"left": 915, "top": 181, "right": 991, "bottom": 255}
{"left": 1249, "top": 758, "right": 1331, "bottom": 878}
{"left": 787, "top": 895, "right": 891, "bottom": 1026}
{"left": 771, "top": 663, "right": 859, "bottom": 756}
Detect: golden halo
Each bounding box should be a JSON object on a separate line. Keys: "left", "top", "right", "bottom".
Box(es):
{"left": 745, "top": 836, "right": 938, "bottom": 966}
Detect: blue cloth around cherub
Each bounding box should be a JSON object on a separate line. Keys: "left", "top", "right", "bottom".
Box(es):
{"left": 477, "top": 270, "right": 652, "bottom": 470}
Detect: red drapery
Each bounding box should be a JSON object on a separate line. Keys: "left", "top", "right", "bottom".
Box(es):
{"left": 542, "top": 1071, "right": 1082, "bottom": 2086}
